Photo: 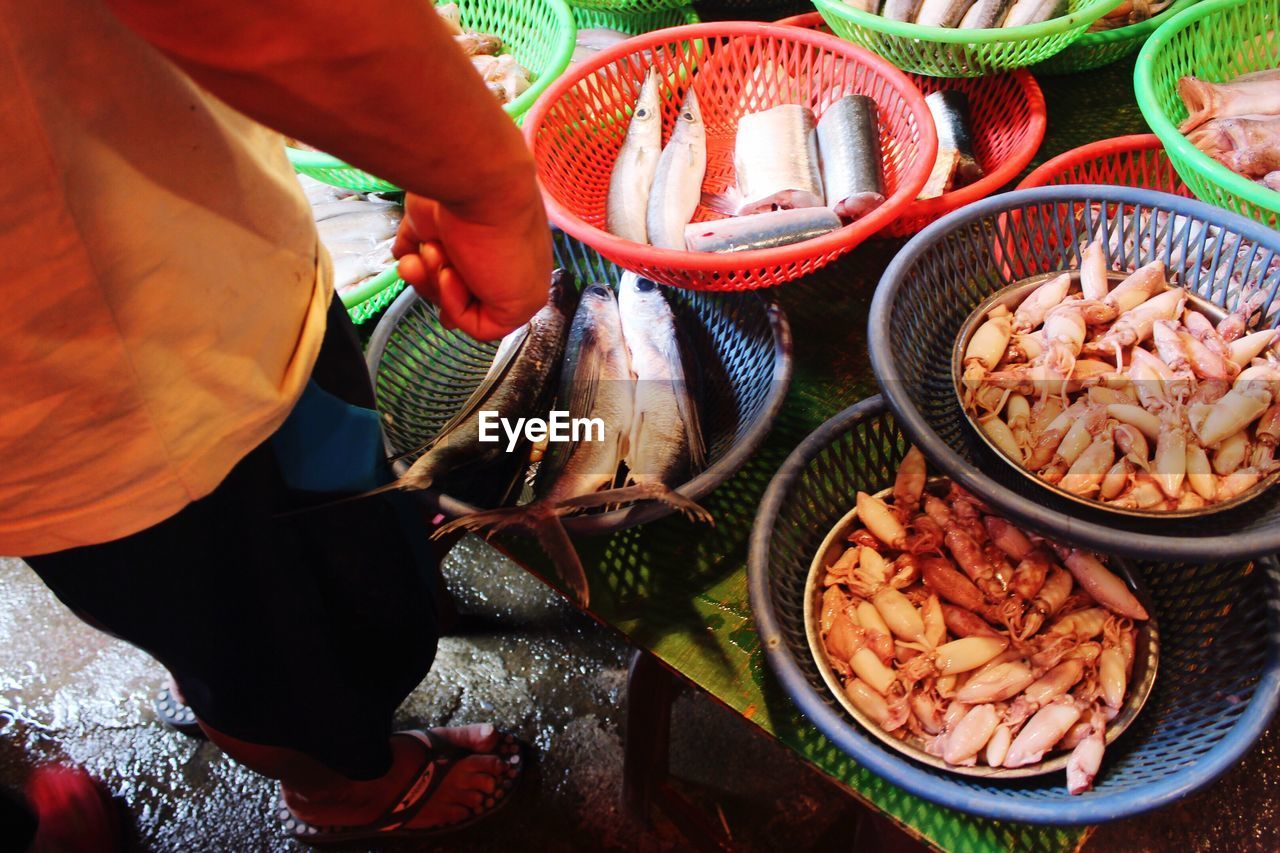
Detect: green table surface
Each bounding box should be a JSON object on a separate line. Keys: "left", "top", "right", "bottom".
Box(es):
{"left": 505, "top": 57, "right": 1148, "bottom": 853}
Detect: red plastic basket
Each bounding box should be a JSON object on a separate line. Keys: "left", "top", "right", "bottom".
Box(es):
{"left": 523, "top": 22, "right": 936, "bottom": 291}
{"left": 778, "top": 13, "right": 1046, "bottom": 237}
{"left": 1017, "top": 133, "right": 1191, "bottom": 195}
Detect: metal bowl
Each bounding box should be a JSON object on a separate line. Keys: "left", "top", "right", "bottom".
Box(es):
{"left": 802, "top": 478, "right": 1159, "bottom": 781}
{"left": 951, "top": 270, "right": 1280, "bottom": 519}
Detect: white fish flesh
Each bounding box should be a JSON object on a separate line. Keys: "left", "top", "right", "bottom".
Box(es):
{"left": 684, "top": 207, "right": 841, "bottom": 253}
{"left": 915, "top": 0, "right": 976, "bottom": 27}
{"left": 646, "top": 88, "right": 707, "bottom": 250}
{"left": 817, "top": 95, "right": 885, "bottom": 221}
{"left": 734, "top": 105, "right": 825, "bottom": 216}
{"left": 1002, "top": 0, "right": 1061, "bottom": 27}
{"left": 607, "top": 69, "right": 663, "bottom": 244}
{"left": 959, "top": 0, "right": 1009, "bottom": 27}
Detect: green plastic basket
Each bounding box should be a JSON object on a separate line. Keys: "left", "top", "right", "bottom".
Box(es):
{"left": 340, "top": 264, "right": 407, "bottom": 326}
{"left": 1136, "top": 0, "right": 1280, "bottom": 229}
{"left": 569, "top": 3, "right": 698, "bottom": 31}
{"left": 812, "top": 0, "right": 1123, "bottom": 77}
{"left": 1035, "top": 0, "right": 1199, "bottom": 73}
{"left": 288, "top": 0, "right": 577, "bottom": 192}
{"left": 564, "top": 0, "right": 688, "bottom": 12}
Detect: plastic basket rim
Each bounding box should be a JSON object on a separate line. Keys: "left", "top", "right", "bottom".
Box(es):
{"left": 522, "top": 21, "right": 939, "bottom": 281}
{"left": 338, "top": 262, "right": 401, "bottom": 310}
{"left": 569, "top": 3, "right": 701, "bottom": 26}
{"left": 776, "top": 12, "right": 1048, "bottom": 229}
{"left": 811, "top": 0, "right": 1123, "bottom": 45}
{"left": 364, "top": 269, "right": 794, "bottom": 534}
{"left": 1134, "top": 0, "right": 1280, "bottom": 216}
{"left": 746, "top": 393, "right": 1280, "bottom": 824}
{"left": 285, "top": 0, "right": 577, "bottom": 178}
{"left": 1015, "top": 133, "right": 1166, "bottom": 190}
{"left": 868, "top": 183, "right": 1280, "bottom": 561}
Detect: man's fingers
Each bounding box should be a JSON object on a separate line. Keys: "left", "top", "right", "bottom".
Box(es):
{"left": 436, "top": 267, "right": 473, "bottom": 332}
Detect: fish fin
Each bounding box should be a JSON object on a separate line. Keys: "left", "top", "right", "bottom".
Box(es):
{"left": 556, "top": 482, "right": 714, "bottom": 525}
{"left": 659, "top": 321, "right": 708, "bottom": 473}
{"left": 272, "top": 479, "right": 410, "bottom": 520}
{"left": 700, "top": 188, "right": 743, "bottom": 217}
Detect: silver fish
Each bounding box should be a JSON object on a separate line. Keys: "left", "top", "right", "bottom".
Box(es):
{"left": 959, "top": 0, "right": 1010, "bottom": 28}
{"left": 607, "top": 69, "right": 663, "bottom": 244}
{"left": 1002, "top": 0, "right": 1061, "bottom": 27}
{"left": 617, "top": 273, "right": 710, "bottom": 515}
{"left": 316, "top": 209, "right": 401, "bottom": 244}
{"left": 882, "top": 0, "right": 922, "bottom": 21}
{"left": 919, "top": 91, "right": 983, "bottom": 199}
{"left": 684, "top": 207, "right": 842, "bottom": 254}
{"left": 734, "top": 105, "right": 825, "bottom": 216}
{"left": 646, "top": 87, "right": 707, "bottom": 250}
{"left": 311, "top": 197, "right": 397, "bottom": 222}
{"left": 436, "top": 283, "right": 635, "bottom": 605}
{"left": 914, "top": 0, "right": 975, "bottom": 27}
{"left": 817, "top": 95, "right": 885, "bottom": 222}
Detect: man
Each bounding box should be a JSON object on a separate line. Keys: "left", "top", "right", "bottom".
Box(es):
{"left": 0, "top": 0, "right": 551, "bottom": 840}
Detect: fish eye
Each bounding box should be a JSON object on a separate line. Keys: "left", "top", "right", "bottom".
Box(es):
{"left": 635, "top": 278, "right": 658, "bottom": 293}
{"left": 682, "top": 111, "right": 693, "bottom": 121}
{"left": 636, "top": 107, "right": 649, "bottom": 118}
{"left": 584, "top": 284, "right": 610, "bottom": 298}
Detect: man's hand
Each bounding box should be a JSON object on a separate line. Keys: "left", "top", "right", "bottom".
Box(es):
{"left": 393, "top": 189, "right": 552, "bottom": 341}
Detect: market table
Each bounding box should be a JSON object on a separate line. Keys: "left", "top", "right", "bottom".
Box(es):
{"left": 436, "top": 51, "right": 1279, "bottom": 850}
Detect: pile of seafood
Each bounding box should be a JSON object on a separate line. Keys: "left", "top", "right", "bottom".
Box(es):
{"left": 960, "top": 241, "right": 1280, "bottom": 511}
{"left": 1178, "top": 67, "right": 1280, "bottom": 193}
{"left": 1087, "top": 0, "right": 1173, "bottom": 31}
{"left": 840, "top": 0, "right": 1074, "bottom": 29}
{"left": 379, "top": 271, "right": 712, "bottom": 606}
{"left": 436, "top": 3, "right": 532, "bottom": 105}
{"left": 607, "top": 69, "right": 886, "bottom": 254}
{"left": 817, "top": 448, "right": 1150, "bottom": 793}
{"left": 299, "top": 175, "right": 401, "bottom": 297}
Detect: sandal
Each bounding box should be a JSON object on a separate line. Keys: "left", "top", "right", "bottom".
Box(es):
{"left": 152, "top": 686, "right": 206, "bottom": 739}
{"left": 276, "top": 728, "right": 527, "bottom": 844}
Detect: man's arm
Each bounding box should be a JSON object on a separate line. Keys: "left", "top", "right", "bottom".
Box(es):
{"left": 106, "top": 0, "right": 550, "bottom": 339}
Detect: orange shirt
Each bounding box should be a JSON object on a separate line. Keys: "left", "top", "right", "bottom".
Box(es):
{"left": 0, "top": 1, "right": 330, "bottom": 556}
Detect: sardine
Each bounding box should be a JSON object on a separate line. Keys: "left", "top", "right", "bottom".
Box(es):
{"left": 646, "top": 88, "right": 707, "bottom": 250}
{"left": 959, "top": 0, "right": 1009, "bottom": 27}
{"left": 684, "top": 207, "right": 841, "bottom": 253}
{"left": 1002, "top": 0, "right": 1061, "bottom": 26}
{"left": 435, "top": 283, "right": 635, "bottom": 605}
{"left": 607, "top": 69, "right": 663, "bottom": 244}
{"left": 1178, "top": 72, "right": 1280, "bottom": 133}
{"left": 882, "top": 0, "right": 922, "bottom": 21}
{"left": 915, "top": 0, "right": 976, "bottom": 27}
{"left": 734, "top": 105, "right": 825, "bottom": 216}
{"left": 919, "top": 91, "right": 983, "bottom": 199}
{"left": 817, "top": 95, "right": 885, "bottom": 221}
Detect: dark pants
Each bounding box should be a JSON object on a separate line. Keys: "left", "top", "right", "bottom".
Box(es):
{"left": 24, "top": 300, "right": 440, "bottom": 780}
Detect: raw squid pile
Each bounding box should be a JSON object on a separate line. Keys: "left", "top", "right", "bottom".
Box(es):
{"left": 961, "top": 241, "right": 1280, "bottom": 511}
{"left": 299, "top": 176, "right": 401, "bottom": 297}
{"left": 435, "top": 3, "right": 532, "bottom": 105}
{"left": 1087, "top": 0, "right": 1173, "bottom": 31}
{"left": 841, "top": 0, "right": 1071, "bottom": 29}
{"left": 818, "top": 448, "right": 1149, "bottom": 793}
{"left": 1178, "top": 67, "right": 1280, "bottom": 193}
{"left": 606, "top": 69, "right": 889, "bottom": 254}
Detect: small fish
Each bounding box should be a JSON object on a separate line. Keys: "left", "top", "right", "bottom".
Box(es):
{"left": 914, "top": 0, "right": 976, "bottom": 27}
{"left": 817, "top": 95, "right": 885, "bottom": 222}
{"left": 684, "top": 207, "right": 842, "bottom": 254}
{"left": 919, "top": 91, "right": 983, "bottom": 200}
{"left": 882, "top": 0, "right": 922, "bottom": 20}
{"left": 959, "top": 0, "right": 1009, "bottom": 27}
{"left": 316, "top": 209, "right": 402, "bottom": 245}
{"left": 1002, "top": 0, "right": 1061, "bottom": 26}
{"left": 572, "top": 27, "right": 631, "bottom": 65}
{"left": 734, "top": 105, "right": 825, "bottom": 216}
{"left": 646, "top": 88, "right": 707, "bottom": 250}
{"left": 607, "top": 69, "right": 663, "bottom": 244}
{"left": 1178, "top": 72, "right": 1280, "bottom": 133}
{"left": 435, "top": 283, "right": 635, "bottom": 605}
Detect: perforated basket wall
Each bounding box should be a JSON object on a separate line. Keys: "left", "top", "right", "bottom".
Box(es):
{"left": 1016, "top": 133, "right": 1191, "bottom": 196}
{"left": 868, "top": 185, "right": 1280, "bottom": 561}
{"left": 1135, "top": 0, "right": 1280, "bottom": 229}
{"left": 748, "top": 394, "right": 1280, "bottom": 823}
{"left": 524, "top": 22, "right": 936, "bottom": 291}
{"left": 1033, "top": 0, "right": 1198, "bottom": 74}
{"left": 570, "top": 4, "right": 698, "bottom": 32}
{"left": 812, "top": 0, "right": 1122, "bottom": 77}
{"left": 565, "top": 0, "right": 688, "bottom": 12}
{"left": 287, "top": 0, "right": 576, "bottom": 191}
{"left": 364, "top": 228, "right": 792, "bottom": 533}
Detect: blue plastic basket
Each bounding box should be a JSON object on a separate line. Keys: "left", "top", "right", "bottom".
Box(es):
{"left": 749, "top": 394, "right": 1280, "bottom": 823}
{"left": 868, "top": 185, "right": 1280, "bottom": 562}
{"left": 364, "top": 228, "right": 792, "bottom": 533}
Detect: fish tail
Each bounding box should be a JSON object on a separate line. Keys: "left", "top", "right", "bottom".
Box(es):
{"left": 1177, "top": 77, "right": 1218, "bottom": 133}
{"left": 272, "top": 479, "right": 408, "bottom": 520}
{"left": 557, "top": 482, "right": 715, "bottom": 526}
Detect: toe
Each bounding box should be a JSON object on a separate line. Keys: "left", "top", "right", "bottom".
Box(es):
{"left": 428, "top": 723, "right": 500, "bottom": 753}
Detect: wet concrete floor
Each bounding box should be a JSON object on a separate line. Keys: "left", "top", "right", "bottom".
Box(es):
{"left": 2, "top": 539, "right": 1278, "bottom": 851}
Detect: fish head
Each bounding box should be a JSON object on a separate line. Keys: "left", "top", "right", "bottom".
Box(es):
{"left": 633, "top": 68, "right": 661, "bottom": 127}
{"left": 617, "top": 271, "right": 672, "bottom": 328}
{"left": 546, "top": 267, "right": 580, "bottom": 319}
{"left": 675, "top": 86, "right": 703, "bottom": 131}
